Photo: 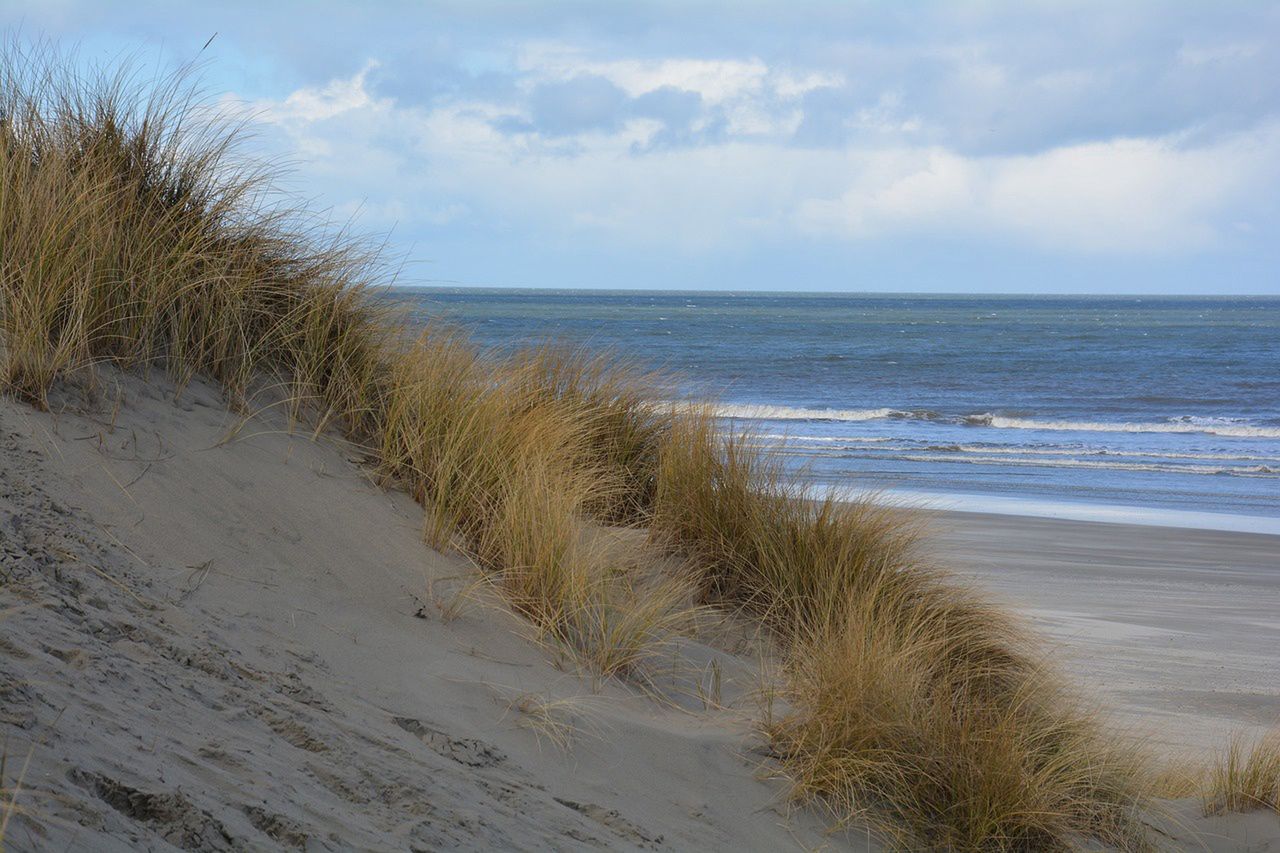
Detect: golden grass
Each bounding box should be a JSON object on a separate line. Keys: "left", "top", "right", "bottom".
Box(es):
{"left": 0, "top": 42, "right": 692, "bottom": 680}
{"left": 652, "top": 414, "right": 1152, "bottom": 848}
{"left": 1203, "top": 728, "right": 1280, "bottom": 816}
{"left": 0, "top": 43, "right": 1159, "bottom": 849}
{"left": 504, "top": 691, "right": 601, "bottom": 754}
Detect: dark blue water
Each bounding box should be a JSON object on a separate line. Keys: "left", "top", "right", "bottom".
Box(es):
{"left": 388, "top": 289, "right": 1280, "bottom": 525}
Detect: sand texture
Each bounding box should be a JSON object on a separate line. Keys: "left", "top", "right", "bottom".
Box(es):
{"left": 1, "top": 376, "right": 1277, "bottom": 851}
{"left": 934, "top": 512, "right": 1280, "bottom": 757}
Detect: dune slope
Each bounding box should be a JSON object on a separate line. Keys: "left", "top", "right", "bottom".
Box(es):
{"left": 0, "top": 374, "right": 838, "bottom": 851}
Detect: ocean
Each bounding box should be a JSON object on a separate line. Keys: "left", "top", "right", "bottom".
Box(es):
{"left": 388, "top": 289, "right": 1280, "bottom": 530}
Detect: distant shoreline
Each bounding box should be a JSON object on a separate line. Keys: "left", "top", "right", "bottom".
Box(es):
{"left": 866, "top": 487, "right": 1280, "bottom": 536}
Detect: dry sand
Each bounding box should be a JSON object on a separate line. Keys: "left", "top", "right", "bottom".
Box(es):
{"left": 1, "top": 375, "right": 1277, "bottom": 851}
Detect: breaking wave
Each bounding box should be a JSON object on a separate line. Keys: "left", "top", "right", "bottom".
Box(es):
{"left": 894, "top": 454, "right": 1279, "bottom": 477}
{"left": 961, "top": 414, "right": 1280, "bottom": 439}
{"left": 712, "top": 403, "right": 1280, "bottom": 439}
{"left": 714, "top": 404, "right": 899, "bottom": 422}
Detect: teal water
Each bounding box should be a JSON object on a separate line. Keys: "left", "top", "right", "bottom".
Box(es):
{"left": 389, "top": 289, "right": 1280, "bottom": 526}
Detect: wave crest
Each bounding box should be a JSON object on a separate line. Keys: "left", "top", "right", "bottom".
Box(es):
{"left": 712, "top": 403, "right": 1280, "bottom": 438}
{"left": 714, "top": 404, "right": 898, "bottom": 422}
{"left": 966, "top": 414, "right": 1280, "bottom": 439}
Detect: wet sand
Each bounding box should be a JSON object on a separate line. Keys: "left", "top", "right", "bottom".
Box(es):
{"left": 932, "top": 510, "right": 1280, "bottom": 756}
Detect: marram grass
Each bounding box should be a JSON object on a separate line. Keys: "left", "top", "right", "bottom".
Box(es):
{"left": 1203, "top": 728, "right": 1280, "bottom": 816}
{"left": 651, "top": 411, "right": 1153, "bottom": 849}
{"left": 0, "top": 43, "right": 1158, "bottom": 849}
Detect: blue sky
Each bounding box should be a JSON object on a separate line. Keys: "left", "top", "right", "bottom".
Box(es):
{"left": 9, "top": 1, "right": 1280, "bottom": 293}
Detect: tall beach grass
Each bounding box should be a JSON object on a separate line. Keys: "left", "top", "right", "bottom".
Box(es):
{"left": 652, "top": 413, "right": 1152, "bottom": 848}
{"left": 0, "top": 44, "right": 1157, "bottom": 849}
{"left": 1203, "top": 728, "right": 1280, "bottom": 816}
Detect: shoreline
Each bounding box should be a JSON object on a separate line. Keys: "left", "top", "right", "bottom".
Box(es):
{"left": 872, "top": 487, "right": 1280, "bottom": 536}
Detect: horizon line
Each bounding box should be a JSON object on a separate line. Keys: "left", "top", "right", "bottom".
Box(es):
{"left": 388, "top": 283, "right": 1280, "bottom": 299}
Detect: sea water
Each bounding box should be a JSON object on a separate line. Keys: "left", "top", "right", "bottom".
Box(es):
{"left": 390, "top": 290, "right": 1280, "bottom": 530}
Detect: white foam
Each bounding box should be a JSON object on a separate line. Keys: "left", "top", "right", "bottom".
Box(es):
{"left": 711, "top": 403, "right": 1280, "bottom": 439}
{"left": 894, "top": 453, "right": 1278, "bottom": 477}
{"left": 714, "top": 404, "right": 897, "bottom": 422}
{"left": 758, "top": 437, "right": 1280, "bottom": 464}
{"left": 943, "top": 445, "right": 1280, "bottom": 463}
{"left": 756, "top": 433, "right": 895, "bottom": 444}
{"left": 970, "top": 414, "right": 1280, "bottom": 439}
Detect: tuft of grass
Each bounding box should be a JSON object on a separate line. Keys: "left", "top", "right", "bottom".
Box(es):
{"left": 652, "top": 409, "right": 925, "bottom": 634}
{"left": 0, "top": 42, "right": 393, "bottom": 413}
{"left": 1147, "top": 759, "right": 1205, "bottom": 800}
{"left": 651, "top": 413, "right": 1152, "bottom": 848}
{"left": 504, "top": 345, "right": 675, "bottom": 525}
{"left": 504, "top": 691, "right": 599, "bottom": 754}
{"left": 768, "top": 589, "right": 1150, "bottom": 849}
{"left": 1204, "top": 728, "right": 1280, "bottom": 816}
{"left": 1, "top": 42, "right": 1160, "bottom": 849}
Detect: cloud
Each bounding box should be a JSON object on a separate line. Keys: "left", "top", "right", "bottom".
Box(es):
{"left": 517, "top": 44, "right": 771, "bottom": 104}
{"left": 798, "top": 127, "right": 1280, "bottom": 251}
{"left": 253, "top": 61, "right": 383, "bottom": 125}
{"left": 524, "top": 74, "right": 630, "bottom": 135}
{"left": 498, "top": 43, "right": 850, "bottom": 142}
{"left": 234, "top": 58, "right": 1279, "bottom": 257}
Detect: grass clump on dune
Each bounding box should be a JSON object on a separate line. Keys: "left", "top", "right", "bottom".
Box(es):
{"left": 375, "top": 327, "right": 691, "bottom": 675}
{"left": 0, "top": 42, "right": 691, "bottom": 678}
{"left": 1, "top": 44, "right": 1155, "bottom": 849}
{"left": 652, "top": 413, "right": 1152, "bottom": 848}
{"left": 1203, "top": 728, "right": 1280, "bottom": 816}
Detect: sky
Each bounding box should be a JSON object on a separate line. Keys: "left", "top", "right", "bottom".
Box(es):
{"left": 7, "top": 1, "right": 1280, "bottom": 294}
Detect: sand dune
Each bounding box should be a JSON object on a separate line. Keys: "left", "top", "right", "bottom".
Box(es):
{"left": 1, "top": 376, "right": 1277, "bottom": 850}
{"left": 0, "top": 375, "right": 834, "bottom": 851}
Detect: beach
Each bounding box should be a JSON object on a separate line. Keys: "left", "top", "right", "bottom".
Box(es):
{"left": 2, "top": 376, "right": 1277, "bottom": 850}
{"left": 933, "top": 512, "right": 1280, "bottom": 757}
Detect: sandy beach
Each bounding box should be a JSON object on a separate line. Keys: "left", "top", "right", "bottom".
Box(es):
{"left": 0, "top": 376, "right": 835, "bottom": 851}
{"left": 0, "top": 376, "right": 1276, "bottom": 850}
{"left": 932, "top": 512, "right": 1280, "bottom": 759}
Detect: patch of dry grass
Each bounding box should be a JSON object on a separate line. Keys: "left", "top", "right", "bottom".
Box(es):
{"left": 1, "top": 42, "right": 1159, "bottom": 849}
{"left": 0, "top": 41, "right": 693, "bottom": 680}
{"left": 652, "top": 413, "right": 1152, "bottom": 848}
{"left": 503, "top": 691, "right": 602, "bottom": 754}
{"left": 1204, "top": 728, "right": 1280, "bottom": 816}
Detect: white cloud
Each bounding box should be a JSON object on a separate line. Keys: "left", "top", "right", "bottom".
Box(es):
{"left": 799, "top": 127, "right": 1280, "bottom": 251}
{"left": 518, "top": 43, "right": 769, "bottom": 103}
{"left": 1178, "top": 41, "right": 1263, "bottom": 67}
{"left": 514, "top": 42, "right": 846, "bottom": 137}
{"left": 236, "top": 63, "right": 1280, "bottom": 255}
{"left": 847, "top": 92, "right": 925, "bottom": 136}
{"left": 250, "top": 60, "right": 384, "bottom": 125}
{"left": 773, "top": 70, "right": 846, "bottom": 99}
